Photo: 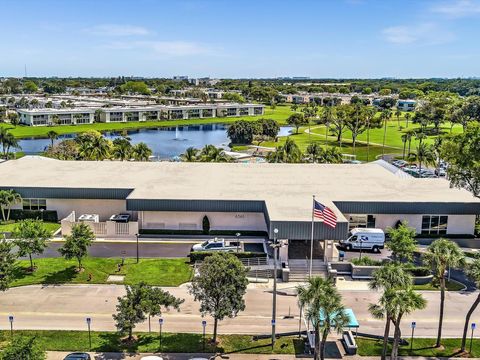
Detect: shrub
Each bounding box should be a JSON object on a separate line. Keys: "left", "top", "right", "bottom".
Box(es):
{"left": 10, "top": 209, "right": 58, "bottom": 222}
{"left": 351, "top": 256, "right": 384, "bottom": 266}
{"left": 404, "top": 265, "right": 431, "bottom": 277}
{"left": 202, "top": 215, "right": 210, "bottom": 235}
{"left": 189, "top": 251, "right": 265, "bottom": 263}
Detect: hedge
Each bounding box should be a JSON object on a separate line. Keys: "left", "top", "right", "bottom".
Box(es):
{"left": 404, "top": 265, "right": 431, "bottom": 277}
{"left": 140, "top": 229, "right": 268, "bottom": 237}
{"left": 189, "top": 251, "right": 266, "bottom": 263}
{"left": 9, "top": 209, "right": 58, "bottom": 223}
{"left": 415, "top": 233, "right": 475, "bottom": 239}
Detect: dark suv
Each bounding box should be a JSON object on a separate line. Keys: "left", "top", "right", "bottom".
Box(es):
{"left": 64, "top": 353, "right": 91, "bottom": 360}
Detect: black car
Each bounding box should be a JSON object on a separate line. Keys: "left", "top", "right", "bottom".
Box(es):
{"left": 64, "top": 353, "right": 91, "bottom": 360}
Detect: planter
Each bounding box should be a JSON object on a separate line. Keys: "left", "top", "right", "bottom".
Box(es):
{"left": 413, "top": 274, "right": 434, "bottom": 285}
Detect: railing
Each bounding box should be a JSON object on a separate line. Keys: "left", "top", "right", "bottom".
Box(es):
{"left": 239, "top": 256, "right": 268, "bottom": 267}
{"left": 91, "top": 222, "right": 107, "bottom": 235}
{"left": 115, "top": 222, "right": 130, "bottom": 235}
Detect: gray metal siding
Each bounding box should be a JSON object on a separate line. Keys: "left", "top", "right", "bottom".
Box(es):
{"left": 334, "top": 201, "right": 480, "bottom": 215}
{"left": 269, "top": 220, "right": 349, "bottom": 241}
{"left": 127, "top": 199, "right": 265, "bottom": 212}
{"left": 0, "top": 187, "right": 132, "bottom": 200}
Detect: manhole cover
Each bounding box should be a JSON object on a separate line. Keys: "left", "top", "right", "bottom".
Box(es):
{"left": 107, "top": 275, "right": 125, "bottom": 283}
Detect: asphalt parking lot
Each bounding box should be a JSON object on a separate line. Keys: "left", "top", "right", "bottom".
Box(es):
{"left": 336, "top": 243, "right": 392, "bottom": 262}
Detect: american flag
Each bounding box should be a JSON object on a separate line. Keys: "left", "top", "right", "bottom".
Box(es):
{"left": 313, "top": 200, "right": 337, "bottom": 228}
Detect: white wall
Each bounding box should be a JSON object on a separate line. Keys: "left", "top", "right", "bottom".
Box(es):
{"left": 140, "top": 211, "right": 267, "bottom": 231}
{"left": 371, "top": 214, "right": 476, "bottom": 235}
{"left": 47, "top": 199, "right": 127, "bottom": 221}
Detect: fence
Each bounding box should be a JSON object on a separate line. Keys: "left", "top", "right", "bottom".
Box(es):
{"left": 61, "top": 212, "right": 138, "bottom": 238}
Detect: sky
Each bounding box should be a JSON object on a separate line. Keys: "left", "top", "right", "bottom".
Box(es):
{"left": 1, "top": 0, "right": 480, "bottom": 78}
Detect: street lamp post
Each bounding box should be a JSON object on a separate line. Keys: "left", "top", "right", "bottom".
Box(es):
{"left": 410, "top": 321, "right": 416, "bottom": 352}
{"left": 271, "top": 228, "right": 279, "bottom": 348}
{"left": 86, "top": 317, "right": 92, "bottom": 350}
{"left": 159, "top": 318, "right": 164, "bottom": 352}
{"left": 470, "top": 322, "right": 476, "bottom": 354}
{"left": 236, "top": 232, "right": 241, "bottom": 253}
{"left": 8, "top": 315, "right": 13, "bottom": 337}
{"left": 202, "top": 320, "right": 207, "bottom": 351}
{"left": 135, "top": 233, "right": 139, "bottom": 263}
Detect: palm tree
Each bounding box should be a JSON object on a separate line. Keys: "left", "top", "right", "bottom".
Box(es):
{"left": 364, "top": 107, "right": 376, "bottom": 162}
{"left": 2, "top": 132, "right": 20, "bottom": 159}
{"left": 112, "top": 137, "right": 133, "bottom": 160}
{"left": 50, "top": 114, "right": 60, "bottom": 126}
{"left": 78, "top": 134, "right": 111, "bottom": 161}
{"left": 380, "top": 109, "right": 392, "bottom": 159}
{"left": 395, "top": 109, "right": 401, "bottom": 128}
{"left": 405, "top": 112, "right": 411, "bottom": 128}
{"left": 46, "top": 130, "right": 59, "bottom": 148}
{"left": 401, "top": 134, "right": 408, "bottom": 159}
{"left": 423, "top": 239, "right": 465, "bottom": 347}
{"left": 388, "top": 288, "right": 427, "bottom": 359}
{"left": 411, "top": 143, "right": 435, "bottom": 175}
{"left": 132, "top": 142, "right": 152, "bottom": 161}
{"left": 297, "top": 277, "right": 349, "bottom": 360}
{"left": 0, "top": 189, "right": 22, "bottom": 222}
{"left": 306, "top": 143, "right": 321, "bottom": 163}
{"left": 369, "top": 263, "right": 413, "bottom": 360}
{"left": 180, "top": 147, "right": 198, "bottom": 162}
{"left": 461, "top": 256, "right": 480, "bottom": 352}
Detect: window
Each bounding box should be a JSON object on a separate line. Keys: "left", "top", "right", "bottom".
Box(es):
{"left": 22, "top": 198, "right": 47, "bottom": 210}
{"left": 348, "top": 214, "right": 376, "bottom": 229}
{"left": 421, "top": 215, "right": 448, "bottom": 235}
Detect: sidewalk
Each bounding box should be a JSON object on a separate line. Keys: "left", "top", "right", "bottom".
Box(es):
{"left": 47, "top": 352, "right": 302, "bottom": 360}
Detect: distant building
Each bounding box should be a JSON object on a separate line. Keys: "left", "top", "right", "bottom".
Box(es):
{"left": 397, "top": 100, "right": 417, "bottom": 111}
{"left": 172, "top": 76, "right": 188, "bottom": 81}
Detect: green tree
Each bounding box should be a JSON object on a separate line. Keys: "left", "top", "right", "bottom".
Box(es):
{"left": 0, "top": 189, "right": 22, "bottom": 222}
{"left": 113, "top": 283, "right": 150, "bottom": 341}
{"left": 369, "top": 263, "right": 413, "bottom": 360}
{"left": 58, "top": 223, "right": 94, "bottom": 271}
{"left": 287, "top": 112, "right": 308, "bottom": 134}
{"left": 143, "top": 287, "right": 184, "bottom": 333}
{"left": 410, "top": 143, "right": 436, "bottom": 175}
{"left": 23, "top": 80, "right": 39, "bottom": 93}
{"left": 46, "top": 130, "right": 58, "bottom": 148}
{"left": 198, "top": 144, "right": 231, "bottom": 162}
{"left": 297, "top": 277, "right": 349, "bottom": 360}
{"left": 0, "top": 238, "right": 16, "bottom": 292}
{"left": 386, "top": 221, "right": 417, "bottom": 262}
{"left": 423, "top": 238, "right": 465, "bottom": 347}
{"left": 119, "top": 81, "right": 151, "bottom": 95}
{"left": 189, "top": 253, "right": 248, "bottom": 343}
{"left": 461, "top": 255, "right": 480, "bottom": 352}
{"left": 380, "top": 109, "right": 392, "bottom": 159}
{"left": 132, "top": 142, "right": 152, "bottom": 161}
{"left": 0, "top": 336, "right": 46, "bottom": 360}
{"left": 267, "top": 138, "right": 302, "bottom": 163}
{"left": 221, "top": 92, "right": 246, "bottom": 103}
{"left": 180, "top": 147, "right": 198, "bottom": 162}
{"left": 255, "top": 118, "right": 280, "bottom": 142}
{"left": 112, "top": 137, "right": 133, "bottom": 161}
{"left": 227, "top": 120, "right": 257, "bottom": 144}
{"left": 441, "top": 122, "right": 480, "bottom": 198}
{"left": 7, "top": 113, "right": 19, "bottom": 127}
{"left": 13, "top": 219, "right": 52, "bottom": 272}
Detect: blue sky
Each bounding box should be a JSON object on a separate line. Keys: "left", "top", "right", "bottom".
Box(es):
{"left": 1, "top": 0, "right": 480, "bottom": 78}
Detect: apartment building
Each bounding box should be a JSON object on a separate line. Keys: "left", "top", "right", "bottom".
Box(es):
{"left": 17, "top": 103, "right": 265, "bottom": 126}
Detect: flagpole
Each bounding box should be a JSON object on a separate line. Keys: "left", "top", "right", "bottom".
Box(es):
{"left": 309, "top": 195, "right": 315, "bottom": 278}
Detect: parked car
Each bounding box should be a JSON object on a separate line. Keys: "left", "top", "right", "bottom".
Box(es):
{"left": 64, "top": 353, "right": 91, "bottom": 360}
{"left": 338, "top": 228, "right": 385, "bottom": 253}
{"left": 392, "top": 160, "right": 408, "bottom": 168}
{"left": 191, "top": 238, "right": 238, "bottom": 252}
{"left": 109, "top": 213, "right": 131, "bottom": 222}
{"left": 435, "top": 168, "right": 446, "bottom": 177}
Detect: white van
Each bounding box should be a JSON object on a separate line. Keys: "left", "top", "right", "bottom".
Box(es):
{"left": 339, "top": 228, "right": 385, "bottom": 253}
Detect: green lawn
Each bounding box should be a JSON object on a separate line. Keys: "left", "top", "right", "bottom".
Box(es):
{"left": 11, "top": 257, "right": 193, "bottom": 287}
{"left": 357, "top": 337, "right": 480, "bottom": 357}
{"left": 0, "top": 331, "right": 303, "bottom": 354}
{"left": 0, "top": 221, "right": 60, "bottom": 233}
{"left": 413, "top": 279, "right": 465, "bottom": 291}
{"left": 1, "top": 105, "right": 294, "bottom": 139}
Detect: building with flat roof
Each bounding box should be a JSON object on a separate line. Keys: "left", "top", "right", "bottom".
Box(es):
{"left": 1, "top": 157, "right": 479, "bottom": 250}
{"left": 17, "top": 103, "right": 264, "bottom": 126}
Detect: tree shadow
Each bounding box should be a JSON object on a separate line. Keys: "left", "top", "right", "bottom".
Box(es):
{"left": 41, "top": 266, "right": 78, "bottom": 285}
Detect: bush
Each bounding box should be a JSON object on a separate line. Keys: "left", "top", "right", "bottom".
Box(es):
{"left": 9, "top": 209, "right": 58, "bottom": 222}
{"left": 404, "top": 265, "right": 431, "bottom": 277}
{"left": 350, "top": 256, "right": 384, "bottom": 266}
{"left": 189, "top": 251, "right": 265, "bottom": 263}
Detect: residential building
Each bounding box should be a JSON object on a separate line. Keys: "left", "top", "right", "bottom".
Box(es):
{"left": 397, "top": 99, "right": 417, "bottom": 111}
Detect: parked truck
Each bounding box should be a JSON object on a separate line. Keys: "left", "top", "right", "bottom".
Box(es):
{"left": 191, "top": 238, "right": 241, "bottom": 252}
{"left": 338, "top": 228, "right": 385, "bottom": 253}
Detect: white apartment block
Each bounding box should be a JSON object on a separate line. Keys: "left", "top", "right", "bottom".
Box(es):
{"left": 17, "top": 103, "right": 265, "bottom": 126}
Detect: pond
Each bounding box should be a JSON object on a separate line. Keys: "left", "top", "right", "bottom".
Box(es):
{"left": 17, "top": 124, "right": 294, "bottom": 159}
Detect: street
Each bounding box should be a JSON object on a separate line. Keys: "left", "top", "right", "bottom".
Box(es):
{"left": 0, "top": 284, "right": 479, "bottom": 339}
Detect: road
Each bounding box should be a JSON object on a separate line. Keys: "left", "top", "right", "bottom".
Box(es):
{"left": 1, "top": 284, "right": 479, "bottom": 338}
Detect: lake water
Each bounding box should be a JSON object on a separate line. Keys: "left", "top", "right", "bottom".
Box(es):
{"left": 17, "top": 124, "right": 293, "bottom": 159}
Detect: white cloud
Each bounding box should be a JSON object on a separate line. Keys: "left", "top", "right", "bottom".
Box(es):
{"left": 431, "top": 0, "right": 480, "bottom": 17}
{"left": 105, "top": 40, "right": 213, "bottom": 56}
{"left": 85, "top": 24, "right": 150, "bottom": 36}
{"left": 382, "top": 23, "right": 454, "bottom": 45}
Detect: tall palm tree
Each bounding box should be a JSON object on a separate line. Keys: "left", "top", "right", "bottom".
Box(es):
{"left": 364, "top": 106, "right": 376, "bottom": 162}
{"left": 423, "top": 239, "right": 465, "bottom": 347}
{"left": 411, "top": 143, "right": 436, "bottom": 175}
{"left": 180, "top": 147, "right": 198, "bottom": 162}
{"left": 297, "top": 277, "right": 349, "bottom": 360}
{"left": 395, "top": 109, "right": 401, "bottom": 128}
{"left": 388, "top": 288, "right": 427, "bottom": 360}
{"left": 2, "top": 132, "right": 20, "bottom": 159}
{"left": 78, "top": 135, "right": 111, "bottom": 161}
{"left": 306, "top": 142, "right": 321, "bottom": 163}
{"left": 405, "top": 112, "right": 411, "bottom": 128}
{"left": 380, "top": 109, "right": 392, "bottom": 159}
{"left": 46, "top": 130, "right": 58, "bottom": 148}
{"left": 461, "top": 256, "right": 480, "bottom": 352}
{"left": 0, "top": 189, "right": 22, "bottom": 222}
{"left": 199, "top": 144, "right": 231, "bottom": 162}
{"left": 401, "top": 134, "right": 408, "bottom": 159}
{"left": 369, "top": 263, "right": 413, "bottom": 360}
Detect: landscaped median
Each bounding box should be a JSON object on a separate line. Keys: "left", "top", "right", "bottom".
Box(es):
{"left": 0, "top": 330, "right": 303, "bottom": 354}
{"left": 11, "top": 257, "right": 193, "bottom": 287}
{"left": 357, "top": 336, "right": 480, "bottom": 358}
